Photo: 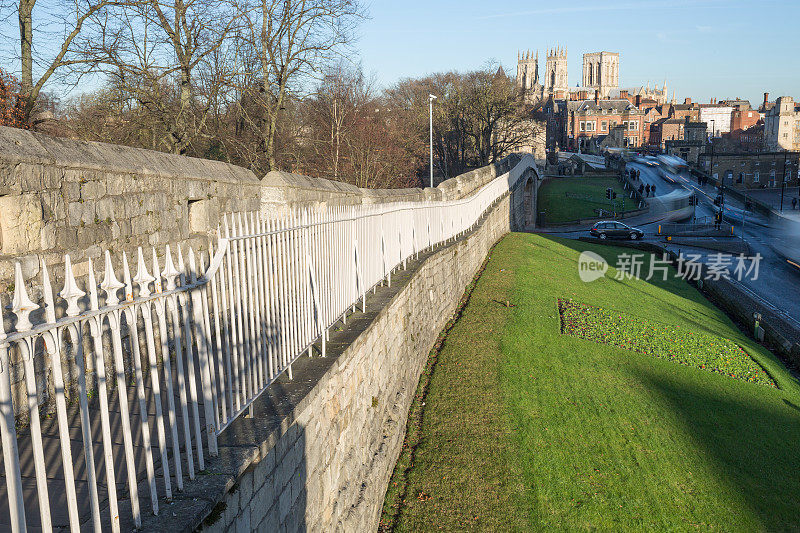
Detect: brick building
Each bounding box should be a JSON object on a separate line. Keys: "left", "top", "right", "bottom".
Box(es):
{"left": 698, "top": 151, "right": 800, "bottom": 189}
{"left": 731, "top": 106, "right": 759, "bottom": 132}
{"left": 563, "top": 95, "right": 644, "bottom": 150}
{"left": 671, "top": 98, "right": 701, "bottom": 121}
{"left": 649, "top": 118, "right": 685, "bottom": 147}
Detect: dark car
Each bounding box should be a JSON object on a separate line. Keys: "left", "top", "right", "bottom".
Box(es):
{"left": 590, "top": 221, "right": 644, "bottom": 240}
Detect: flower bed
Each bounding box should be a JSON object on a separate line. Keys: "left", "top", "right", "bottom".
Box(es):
{"left": 558, "top": 299, "right": 776, "bottom": 387}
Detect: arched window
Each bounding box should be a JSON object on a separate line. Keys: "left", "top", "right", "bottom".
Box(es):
{"left": 596, "top": 63, "right": 601, "bottom": 84}
{"left": 551, "top": 70, "right": 556, "bottom": 87}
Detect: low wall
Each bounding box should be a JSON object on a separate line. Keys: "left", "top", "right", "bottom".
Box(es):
{"left": 0, "top": 126, "right": 262, "bottom": 291}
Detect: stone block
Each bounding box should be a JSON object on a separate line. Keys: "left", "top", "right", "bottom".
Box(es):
{"left": 239, "top": 469, "right": 254, "bottom": 511}
{"left": 189, "top": 198, "right": 220, "bottom": 234}
{"left": 250, "top": 481, "right": 275, "bottom": 527}
{"left": 0, "top": 194, "right": 44, "bottom": 255}
{"left": 235, "top": 509, "right": 251, "bottom": 533}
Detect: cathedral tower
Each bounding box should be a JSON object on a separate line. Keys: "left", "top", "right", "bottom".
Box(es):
{"left": 545, "top": 46, "right": 568, "bottom": 98}
{"left": 516, "top": 49, "right": 539, "bottom": 90}
{"left": 582, "top": 51, "right": 619, "bottom": 98}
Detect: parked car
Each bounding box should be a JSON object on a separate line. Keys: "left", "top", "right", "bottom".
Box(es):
{"left": 590, "top": 221, "right": 645, "bottom": 240}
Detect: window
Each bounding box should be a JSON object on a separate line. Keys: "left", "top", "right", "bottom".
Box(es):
{"left": 580, "top": 121, "right": 585, "bottom": 132}
{"left": 601, "top": 121, "right": 607, "bottom": 132}
{"left": 754, "top": 171, "right": 760, "bottom": 182}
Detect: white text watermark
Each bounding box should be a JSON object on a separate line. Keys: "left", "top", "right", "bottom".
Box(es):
{"left": 578, "top": 251, "right": 762, "bottom": 283}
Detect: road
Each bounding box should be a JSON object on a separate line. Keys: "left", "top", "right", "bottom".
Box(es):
{"left": 541, "top": 160, "right": 800, "bottom": 326}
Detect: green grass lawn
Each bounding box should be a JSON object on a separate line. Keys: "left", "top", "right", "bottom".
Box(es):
{"left": 538, "top": 177, "right": 637, "bottom": 224}
{"left": 381, "top": 233, "right": 800, "bottom": 532}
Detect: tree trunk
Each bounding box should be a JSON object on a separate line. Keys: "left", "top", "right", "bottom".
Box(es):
{"left": 18, "top": 0, "right": 34, "bottom": 120}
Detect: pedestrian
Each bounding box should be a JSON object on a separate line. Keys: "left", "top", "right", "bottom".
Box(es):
{"left": 638, "top": 184, "right": 644, "bottom": 195}
{"left": 651, "top": 184, "right": 656, "bottom": 196}
{"left": 645, "top": 184, "right": 650, "bottom": 196}
{"left": 636, "top": 169, "right": 641, "bottom": 180}
{"left": 793, "top": 198, "right": 797, "bottom": 210}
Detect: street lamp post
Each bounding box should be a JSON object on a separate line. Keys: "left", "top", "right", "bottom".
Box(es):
{"left": 429, "top": 94, "right": 437, "bottom": 188}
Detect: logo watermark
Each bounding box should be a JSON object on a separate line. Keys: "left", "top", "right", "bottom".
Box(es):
{"left": 577, "top": 251, "right": 762, "bottom": 283}
{"left": 578, "top": 251, "right": 609, "bottom": 282}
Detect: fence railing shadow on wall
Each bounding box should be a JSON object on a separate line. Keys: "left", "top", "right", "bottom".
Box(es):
{"left": 0, "top": 154, "right": 535, "bottom": 532}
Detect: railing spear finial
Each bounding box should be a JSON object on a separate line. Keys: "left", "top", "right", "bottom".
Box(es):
{"left": 152, "top": 248, "right": 163, "bottom": 294}
{"left": 162, "top": 245, "right": 180, "bottom": 291}
{"left": 60, "top": 255, "right": 85, "bottom": 317}
{"left": 134, "top": 247, "right": 155, "bottom": 298}
{"left": 176, "top": 244, "right": 187, "bottom": 286}
{"left": 87, "top": 258, "right": 100, "bottom": 311}
{"left": 188, "top": 247, "right": 198, "bottom": 284}
{"left": 122, "top": 251, "right": 134, "bottom": 302}
{"left": 11, "top": 263, "right": 38, "bottom": 332}
{"left": 40, "top": 259, "right": 57, "bottom": 324}
{"left": 101, "top": 250, "right": 124, "bottom": 306}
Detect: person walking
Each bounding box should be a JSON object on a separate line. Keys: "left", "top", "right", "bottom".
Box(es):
{"left": 645, "top": 184, "right": 651, "bottom": 196}
{"left": 639, "top": 184, "right": 644, "bottom": 195}
{"left": 794, "top": 197, "right": 798, "bottom": 210}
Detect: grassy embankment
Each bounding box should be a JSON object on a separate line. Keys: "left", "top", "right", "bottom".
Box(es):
{"left": 380, "top": 233, "right": 800, "bottom": 532}
{"left": 538, "top": 176, "right": 637, "bottom": 224}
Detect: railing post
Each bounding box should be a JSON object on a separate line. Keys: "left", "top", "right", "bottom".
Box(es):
{"left": 0, "top": 286, "right": 25, "bottom": 533}
{"left": 189, "top": 249, "right": 219, "bottom": 456}
{"left": 13, "top": 263, "right": 52, "bottom": 532}
{"left": 40, "top": 260, "right": 81, "bottom": 531}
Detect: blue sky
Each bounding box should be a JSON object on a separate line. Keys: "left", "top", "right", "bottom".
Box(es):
{"left": 358, "top": 0, "right": 799, "bottom": 105}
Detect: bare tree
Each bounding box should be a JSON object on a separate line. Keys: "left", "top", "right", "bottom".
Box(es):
{"left": 78, "top": 0, "right": 237, "bottom": 153}
{"left": 8, "top": 0, "right": 116, "bottom": 124}
{"left": 230, "top": 0, "right": 365, "bottom": 174}
{"left": 387, "top": 66, "right": 544, "bottom": 179}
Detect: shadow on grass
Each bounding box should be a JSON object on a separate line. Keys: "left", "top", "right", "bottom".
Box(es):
{"left": 634, "top": 367, "right": 800, "bottom": 530}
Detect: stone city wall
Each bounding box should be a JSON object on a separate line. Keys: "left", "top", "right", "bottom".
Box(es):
{"left": 0, "top": 125, "right": 539, "bottom": 532}
{"left": 189, "top": 165, "right": 537, "bottom": 533}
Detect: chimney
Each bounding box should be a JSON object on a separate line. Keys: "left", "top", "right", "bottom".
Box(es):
{"left": 594, "top": 91, "right": 599, "bottom": 104}
{"left": 684, "top": 97, "right": 691, "bottom": 104}
{"left": 635, "top": 94, "right": 641, "bottom": 107}
{"left": 620, "top": 90, "right": 629, "bottom": 99}
{"left": 764, "top": 92, "right": 769, "bottom": 106}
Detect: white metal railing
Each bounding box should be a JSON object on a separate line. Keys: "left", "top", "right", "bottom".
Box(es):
{"left": 0, "top": 155, "right": 534, "bottom": 531}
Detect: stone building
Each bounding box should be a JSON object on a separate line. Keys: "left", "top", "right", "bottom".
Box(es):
{"left": 664, "top": 119, "right": 707, "bottom": 165}
{"left": 698, "top": 151, "right": 800, "bottom": 188}
{"left": 581, "top": 51, "right": 619, "bottom": 98}
{"left": 544, "top": 46, "right": 569, "bottom": 99}
{"left": 765, "top": 96, "right": 800, "bottom": 151}
{"left": 615, "top": 82, "right": 670, "bottom": 106}
{"left": 516, "top": 50, "right": 544, "bottom": 103}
